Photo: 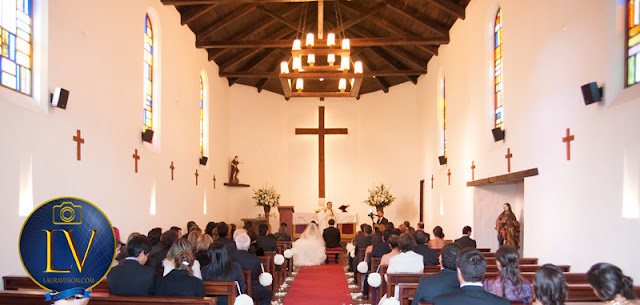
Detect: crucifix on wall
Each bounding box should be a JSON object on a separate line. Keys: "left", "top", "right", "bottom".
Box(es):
{"left": 295, "top": 106, "right": 348, "bottom": 200}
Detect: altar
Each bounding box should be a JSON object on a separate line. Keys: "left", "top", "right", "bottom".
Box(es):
{"left": 293, "top": 212, "right": 358, "bottom": 241}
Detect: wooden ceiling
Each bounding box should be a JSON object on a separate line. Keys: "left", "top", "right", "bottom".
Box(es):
{"left": 161, "top": 0, "right": 470, "bottom": 99}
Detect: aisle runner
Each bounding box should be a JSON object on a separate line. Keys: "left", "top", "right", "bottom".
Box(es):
{"left": 283, "top": 264, "right": 353, "bottom": 305}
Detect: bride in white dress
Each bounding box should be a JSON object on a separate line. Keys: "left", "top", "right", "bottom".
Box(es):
{"left": 293, "top": 222, "right": 326, "bottom": 266}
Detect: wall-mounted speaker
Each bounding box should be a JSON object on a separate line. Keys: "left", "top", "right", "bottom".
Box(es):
{"left": 51, "top": 88, "right": 70, "bottom": 109}
{"left": 581, "top": 82, "right": 603, "bottom": 105}
{"left": 142, "top": 129, "right": 154, "bottom": 143}
{"left": 438, "top": 155, "right": 447, "bottom": 165}
{"left": 492, "top": 127, "right": 505, "bottom": 142}
{"left": 200, "top": 156, "right": 208, "bottom": 166}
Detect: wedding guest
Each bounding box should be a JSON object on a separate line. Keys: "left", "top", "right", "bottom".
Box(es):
{"left": 203, "top": 242, "right": 246, "bottom": 305}
{"left": 380, "top": 233, "right": 423, "bottom": 303}
{"left": 532, "top": 264, "right": 568, "bottom": 305}
{"left": 256, "top": 223, "right": 277, "bottom": 256}
{"left": 587, "top": 262, "right": 637, "bottom": 304}
{"left": 205, "top": 221, "right": 217, "bottom": 238}
{"left": 380, "top": 234, "right": 400, "bottom": 266}
{"left": 217, "top": 222, "right": 237, "bottom": 254}
{"left": 155, "top": 250, "right": 205, "bottom": 297}
{"left": 149, "top": 229, "right": 179, "bottom": 276}
{"left": 188, "top": 228, "right": 202, "bottom": 251}
{"left": 274, "top": 223, "right": 292, "bottom": 241}
{"left": 412, "top": 243, "right": 462, "bottom": 304}
{"left": 107, "top": 235, "right": 154, "bottom": 295}
{"left": 483, "top": 246, "right": 533, "bottom": 302}
{"left": 428, "top": 226, "right": 446, "bottom": 249}
{"left": 231, "top": 233, "right": 272, "bottom": 305}
{"left": 147, "top": 227, "right": 163, "bottom": 257}
{"left": 163, "top": 239, "right": 202, "bottom": 279}
{"left": 194, "top": 234, "right": 213, "bottom": 267}
{"left": 454, "top": 226, "right": 477, "bottom": 249}
{"left": 412, "top": 230, "right": 438, "bottom": 265}
{"left": 170, "top": 226, "right": 182, "bottom": 238}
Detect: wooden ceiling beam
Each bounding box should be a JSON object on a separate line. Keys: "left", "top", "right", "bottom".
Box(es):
{"left": 180, "top": 4, "right": 219, "bottom": 25}
{"left": 163, "top": 0, "right": 344, "bottom": 5}
{"left": 379, "top": 0, "right": 449, "bottom": 38}
{"left": 382, "top": 46, "right": 426, "bottom": 70}
{"left": 354, "top": 55, "right": 388, "bottom": 93}
{"left": 219, "top": 69, "right": 425, "bottom": 78}
{"left": 197, "top": 37, "right": 449, "bottom": 48}
{"left": 425, "top": 0, "right": 465, "bottom": 20}
{"left": 196, "top": 3, "right": 260, "bottom": 42}
{"left": 257, "top": 6, "right": 299, "bottom": 30}
{"left": 218, "top": 26, "right": 297, "bottom": 71}
{"left": 367, "top": 47, "right": 418, "bottom": 84}
{"left": 326, "top": 2, "right": 386, "bottom": 34}
{"left": 257, "top": 53, "right": 288, "bottom": 93}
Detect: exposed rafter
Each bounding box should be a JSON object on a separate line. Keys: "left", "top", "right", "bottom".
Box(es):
{"left": 426, "top": 0, "right": 465, "bottom": 20}
{"left": 197, "top": 37, "right": 449, "bottom": 48}
{"left": 163, "top": 0, "right": 346, "bottom": 5}
{"left": 180, "top": 4, "right": 219, "bottom": 25}
{"left": 325, "top": 2, "right": 386, "bottom": 34}
{"left": 219, "top": 70, "right": 425, "bottom": 78}
{"left": 380, "top": 0, "right": 449, "bottom": 37}
{"left": 196, "top": 3, "right": 260, "bottom": 42}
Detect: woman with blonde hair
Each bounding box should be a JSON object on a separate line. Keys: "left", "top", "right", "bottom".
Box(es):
{"left": 194, "top": 234, "right": 213, "bottom": 267}
{"left": 155, "top": 250, "right": 205, "bottom": 296}
{"left": 163, "top": 239, "right": 202, "bottom": 279}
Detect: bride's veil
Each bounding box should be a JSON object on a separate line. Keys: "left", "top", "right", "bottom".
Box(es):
{"left": 300, "top": 222, "right": 321, "bottom": 240}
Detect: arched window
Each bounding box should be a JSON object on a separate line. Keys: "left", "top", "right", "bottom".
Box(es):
{"left": 143, "top": 14, "right": 153, "bottom": 131}
{"left": 199, "top": 75, "right": 204, "bottom": 156}
{"left": 438, "top": 76, "right": 446, "bottom": 159}
{"left": 494, "top": 8, "right": 503, "bottom": 129}
{"left": 200, "top": 71, "right": 209, "bottom": 158}
{"left": 0, "top": 0, "right": 33, "bottom": 95}
{"left": 627, "top": 0, "right": 640, "bottom": 86}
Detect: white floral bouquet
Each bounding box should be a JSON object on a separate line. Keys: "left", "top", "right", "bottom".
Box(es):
{"left": 252, "top": 185, "right": 280, "bottom": 208}
{"left": 364, "top": 184, "right": 395, "bottom": 209}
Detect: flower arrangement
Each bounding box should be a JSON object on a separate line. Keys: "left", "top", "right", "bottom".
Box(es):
{"left": 364, "top": 184, "right": 395, "bottom": 209}
{"left": 252, "top": 185, "right": 281, "bottom": 208}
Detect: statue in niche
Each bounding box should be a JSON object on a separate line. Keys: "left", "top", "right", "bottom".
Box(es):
{"left": 229, "top": 156, "right": 243, "bottom": 184}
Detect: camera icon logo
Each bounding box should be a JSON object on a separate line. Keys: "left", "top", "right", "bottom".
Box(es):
{"left": 52, "top": 202, "right": 82, "bottom": 225}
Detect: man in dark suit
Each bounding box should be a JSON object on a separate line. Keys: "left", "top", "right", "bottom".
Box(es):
{"left": 216, "top": 222, "right": 237, "bottom": 254}
{"left": 375, "top": 210, "right": 388, "bottom": 231}
{"left": 231, "top": 232, "right": 272, "bottom": 305}
{"left": 412, "top": 243, "right": 461, "bottom": 304}
{"left": 412, "top": 230, "right": 439, "bottom": 265}
{"left": 107, "top": 235, "right": 155, "bottom": 295}
{"left": 362, "top": 229, "right": 392, "bottom": 297}
{"left": 454, "top": 226, "right": 477, "bottom": 249}
{"left": 148, "top": 229, "right": 178, "bottom": 277}
{"left": 323, "top": 219, "right": 342, "bottom": 263}
{"left": 256, "top": 223, "right": 277, "bottom": 256}
{"left": 433, "top": 249, "right": 510, "bottom": 305}
{"left": 350, "top": 224, "right": 373, "bottom": 274}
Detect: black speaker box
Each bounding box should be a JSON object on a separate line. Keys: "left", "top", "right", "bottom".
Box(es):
{"left": 581, "top": 82, "right": 603, "bottom": 105}
{"left": 438, "top": 155, "right": 447, "bottom": 165}
{"left": 492, "top": 127, "right": 505, "bottom": 141}
{"left": 200, "top": 156, "right": 208, "bottom": 166}
{"left": 51, "top": 88, "right": 70, "bottom": 109}
{"left": 142, "top": 129, "right": 154, "bottom": 143}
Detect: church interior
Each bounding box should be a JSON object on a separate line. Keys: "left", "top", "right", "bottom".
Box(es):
{"left": 1, "top": 0, "right": 640, "bottom": 302}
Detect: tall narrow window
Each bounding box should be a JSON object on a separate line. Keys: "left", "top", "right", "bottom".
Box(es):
{"left": 442, "top": 78, "right": 446, "bottom": 157}
{"left": 199, "top": 75, "right": 204, "bottom": 156}
{"left": 494, "top": 8, "right": 503, "bottom": 129}
{"left": 0, "top": 0, "right": 33, "bottom": 95}
{"left": 627, "top": 0, "right": 640, "bottom": 86}
{"left": 437, "top": 76, "right": 446, "bottom": 159}
{"left": 143, "top": 14, "right": 153, "bottom": 131}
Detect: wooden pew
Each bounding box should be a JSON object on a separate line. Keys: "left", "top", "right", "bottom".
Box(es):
{"left": 485, "top": 257, "right": 538, "bottom": 265}
{"left": 325, "top": 249, "right": 343, "bottom": 264}
{"left": 0, "top": 290, "right": 217, "bottom": 305}
{"left": 3, "top": 276, "right": 110, "bottom": 292}
{"left": 242, "top": 270, "right": 252, "bottom": 298}
{"left": 258, "top": 255, "right": 274, "bottom": 291}
{"left": 276, "top": 241, "right": 293, "bottom": 276}
{"left": 202, "top": 281, "right": 237, "bottom": 305}
{"left": 262, "top": 251, "right": 280, "bottom": 287}
{"left": 369, "top": 257, "right": 382, "bottom": 302}
{"left": 398, "top": 283, "right": 417, "bottom": 305}
{"left": 386, "top": 273, "right": 425, "bottom": 299}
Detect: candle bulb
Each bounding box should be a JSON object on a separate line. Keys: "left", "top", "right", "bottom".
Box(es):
{"left": 292, "top": 56, "right": 302, "bottom": 72}
{"left": 280, "top": 61, "right": 289, "bottom": 74}
{"left": 354, "top": 61, "right": 363, "bottom": 74}
{"left": 327, "top": 33, "right": 335, "bottom": 48}
{"left": 328, "top": 54, "right": 335, "bottom": 66}
{"left": 307, "top": 54, "right": 315, "bottom": 66}
{"left": 341, "top": 38, "right": 350, "bottom": 50}
{"left": 296, "top": 78, "right": 303, "bottom": 92}
{"left": 292, "top": 39, "right": 302, "bottom": 51}
{"left": 339, "top": 78, "right": 347, "bottom": 92}
{"left": 341, "top": 55, "right": 350, "bottom": 73}
{"left": 306, "top": 33, "right": 314, "bottom": 48}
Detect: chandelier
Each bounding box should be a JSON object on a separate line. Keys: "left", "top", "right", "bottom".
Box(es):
{"left": 279, "top": 1, "right": 364, "bottom": 99}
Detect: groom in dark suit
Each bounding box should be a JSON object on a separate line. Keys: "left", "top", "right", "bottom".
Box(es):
{"left": 454, "top": 226, "right": 477, "bottom": 249}
{"left": 412, "top": 243, "right": 461, "bottom": 304}
{"left": 323, "top": 219, "right": 342, "bottom": 262}
{"left": 434, "top": 249, "right": 510, "bottom": 305}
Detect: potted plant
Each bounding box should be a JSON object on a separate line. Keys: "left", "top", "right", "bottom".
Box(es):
{"left": 252, "top": 185, "right": 280, "bottom": 220}
{"left": 364, "top": 184, "right": 395, "bottom": 213}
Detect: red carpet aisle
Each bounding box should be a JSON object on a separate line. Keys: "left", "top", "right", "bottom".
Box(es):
{"left": 283, "top": 264, "right": 353, "bottom": 305}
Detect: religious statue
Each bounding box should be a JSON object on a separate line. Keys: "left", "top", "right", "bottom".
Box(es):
{"left": 229, "top": 156, "right": 243, "bottom": 184}
{"left": 495, "top": 202, "right": 521, "bottom": 249}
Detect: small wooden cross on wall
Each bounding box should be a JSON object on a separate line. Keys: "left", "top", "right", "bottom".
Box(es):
{"left": 170, "top": 161, "right": 175, "bottom": 181}
{"left": 73, "top": 129, "right": 84, "bottom": 161}
{"left": 471, "top": 161, "right": 476, "bottom": 180}
{"left": 195, "top": 169, "right": 199, "bottom": 186}
{"left": 447, "top": 169, "right": 452, "bottom": 186}
{"left": 562, "top": 128, "right": 575, "bottom": 161}
{"left": 505, "top": 148, "right": 513, "bottom": 173}
{"left": 213, "top": 175, "right": 216, "bottom": 189}
{"left": 431, "top": 175, "right": 434, "bottom": 189}
{"left": 132, "top": 149, "right": 140, "bottom": 173}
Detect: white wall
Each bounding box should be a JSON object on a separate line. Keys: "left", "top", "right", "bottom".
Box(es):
{"left": 0, "top": 0, "right": 234, "bottom": 280}
{"left": 419, "top": 0, "right": 640, "bottom": 280}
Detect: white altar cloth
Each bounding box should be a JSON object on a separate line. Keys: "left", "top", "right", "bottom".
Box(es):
{"left": 292, "top": 212, "right": 357, "bottom": 224}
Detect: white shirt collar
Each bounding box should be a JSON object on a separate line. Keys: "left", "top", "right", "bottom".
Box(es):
{"left": 461, "top": 282, "right": 483, "bottom": 288}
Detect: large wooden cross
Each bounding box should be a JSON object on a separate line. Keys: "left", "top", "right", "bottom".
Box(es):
{"left": 505, "top": 148, "right": 513, "bottom": 173}
{"left": 295, "top": 106, "right": 348, "bottom": 199}
{"left": 73, "top": 129, "right": 84, "bottom": 161}
{"left": 562, "top": 128, "right": 575, "bottom": 161}
{"left": 170, "top": 161, "right": 175, "bottom": 181}
{"left": 132, "top": 149, "right": 140, "bottom": 173}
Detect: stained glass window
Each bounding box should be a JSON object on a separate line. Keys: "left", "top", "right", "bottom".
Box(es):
{"left": 627, "top": 0, "right": 640, "bottom": 86}
{"left": 200, "top": 75, "right": 204, "bottom": 156}
{"left": 0, "top": 0, "right": 32, "bottom": 95}
{"left": 143, "top": 14, "right": 153, "bottom": 131}
{"left": 442, "top": 78, "right": 446, "bottom": 157}
{"left": 494, "top": 8, "right": 503, "bottom": 129}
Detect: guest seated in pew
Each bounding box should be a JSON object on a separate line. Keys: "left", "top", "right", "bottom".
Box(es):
{"left": 587, "top": 262, "right": 638, "bottom": 304}
{"left": 256, "top": 223, "right": 277, "bottom": 256}
{"left": 434, "top": 248, "right": 510, "bottom": 305}
{"left": 378, "top": 233, "right": 424, "bottom": 304}
{"left": 416, "top": 222, "right": 425, "bottom": 232}
{"left": 195, "top": 234, "right": 214, "bottom": 268}
{"left": 107, "top": 235, "right": 155, "bottom": 295}
{"left": 170, "top": 226, "right": 183, "bottom": 238}
{"left": 155, "top": 250, "right": 205, "bottom": 297}
{"left": 351, "top": 224, "right": 373, "bottom": 273}
{"left": 148, "top": 227, "right": 163, "bottom": 257}
{"left": 412, "top": 243, "right": 462, "bottom": 305}
{"left": 380, "top": 234, "right": 400, "bottom": 266}
{"left": 231, "top": 232, "right": 272, "bottom": 305}
{"left": 412, "top": 230, "right": 438, "bottom": 266}
{"left": 217, "top": 222, "right": 237, "bottom": 254}
{"left": 163, "top": 239, "right": 202, "bottom": 279}
{"left": 149, "top": 229, "right": 179, "bottom": 276}
{"left": 205, "top": 221, "right": 217, "bottom": 238}
{"left": 116, "top": 232, "right": 141, "bottom": 261}
{"left": 274, "top": 223, "right": 292, "bottom": 242}
{"left": 454, "top": 226, "right": 477, "bottom": 249}
{"left": 203, "top": 242, "right": 246, "bottom": 305}
{"left": 532, "top": 264, "right": 568, "bottom": 305}
{"left": 483, "top": 246, "right": 533, "bottom": 303}
{"left": 188, "top": 227, "right": 203, "bottom": 250}
{"left": 428, "top": 226, "right": 446, "bottom": 250}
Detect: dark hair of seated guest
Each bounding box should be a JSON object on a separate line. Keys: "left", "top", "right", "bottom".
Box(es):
{"left": 170, "top": 226, "right": 181, "bottom": 233}
{"left": 205, "top": 221, "right": 216, "bottom": 237}
{"left": 387, "top": 222, "right": 395, "bottom": 230}
{"left": 456, "top": 248, "right": 486, "bottom": 282}
{"left": 371, "top": 231, "right": 383, "bottom": 246}
{"left": 441, "top": 243, "right": 461, "bottom": 271}
{"left": 203, "top": 242, "right": 233, "bottom": 280}
{"left": 462, "top": 226, "right": 472, "bottom": 235}
{"left": 382, "top": 229, "right": 393, "bottom": 242}
{"left": 533, "top": 264, "right": 568, "bottom": 305}
{"left": 388, "top": 234, "right": 399, "bottom": 249}
{"left": 433, "top": 226, "right": 445, "bottom": 239}
{"left": 217, "top": 222, "right": 229, "bottom": 238}
{"left": 258, "top": 223, "right": 269, "bottom": 236}
{"left": 414, "top": 230, "right": 427, "bottom": 245}
{"left": 126, "top": 235, "right": 152, "bottom": 257}
{"left": 586, "top": 262, "right": 636, "bottom": 301}
{"left": 159, "top": 229, "right": 179, "bottom": 249}
{"left": 495, "top": 246, "right": 525, "bottom": 296}
{"left": 363, "top": 224, "right": 373, "bottom": 234}
{"left": 147, "top": 227, "right": 162, "bottom": 246}
{"left": 398, "top": 233, "right": 416, "bottom": 252}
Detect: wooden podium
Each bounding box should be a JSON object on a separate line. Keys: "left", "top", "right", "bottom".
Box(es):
{"left": 278, "top": 206, "right": 295, "bottom": 236}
